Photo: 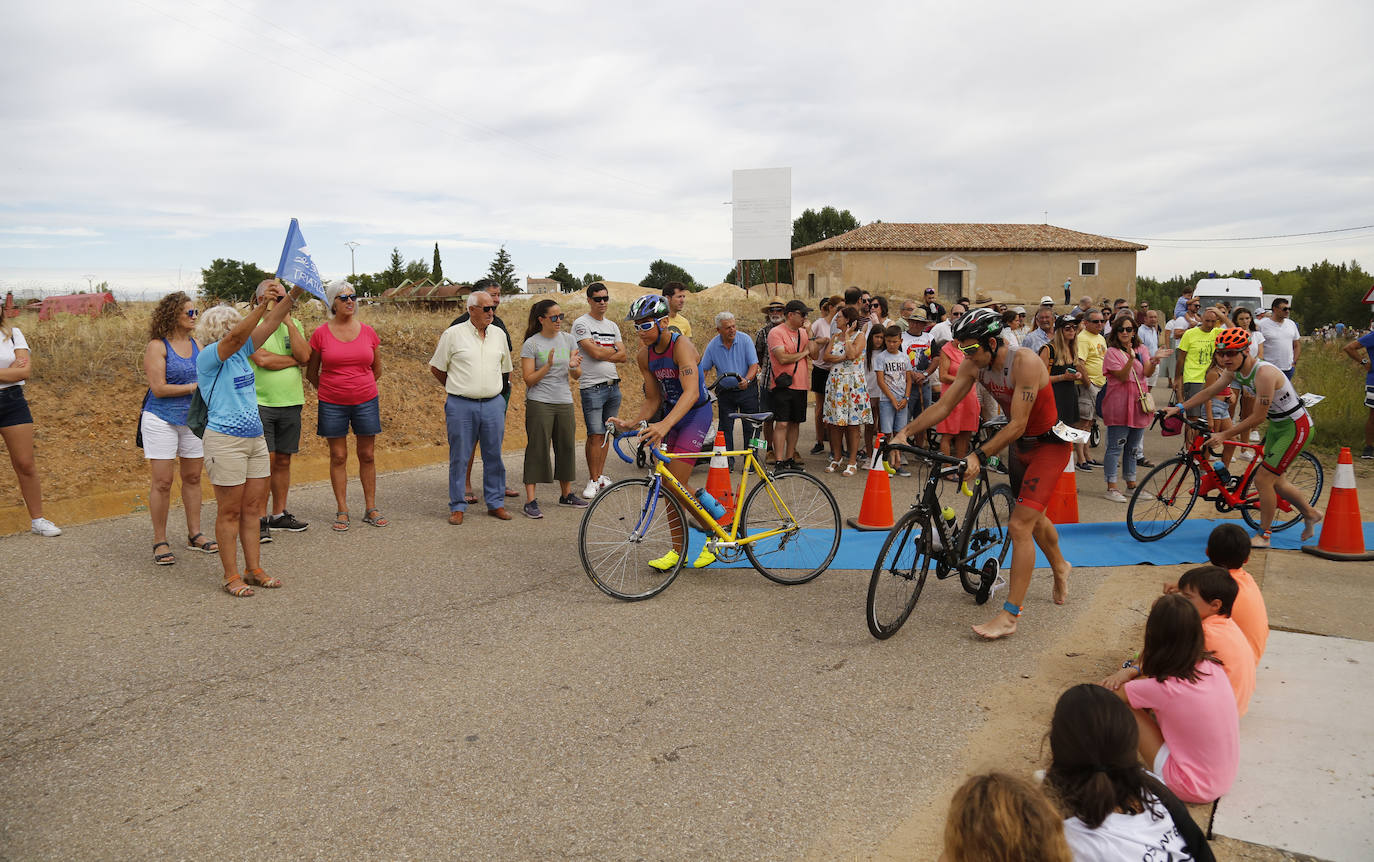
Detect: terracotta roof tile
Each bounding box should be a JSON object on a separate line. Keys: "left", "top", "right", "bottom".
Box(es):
{"left": 792, "top": 223, "right": 1147, "bottom": 255}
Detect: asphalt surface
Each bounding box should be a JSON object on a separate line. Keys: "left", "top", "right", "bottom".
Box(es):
{"left": 0, "top": 427, "right": 1318, "bottom": 860}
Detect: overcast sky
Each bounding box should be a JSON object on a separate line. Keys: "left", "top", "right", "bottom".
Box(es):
{"left": 2, "top": 0, "right": 1371, "bottom": 297}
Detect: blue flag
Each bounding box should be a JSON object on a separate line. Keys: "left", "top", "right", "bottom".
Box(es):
{"left": 275, "top": 218, "right": 327, "bottom": 302}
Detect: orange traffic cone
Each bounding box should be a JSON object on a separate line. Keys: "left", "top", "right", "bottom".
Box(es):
{"left": 847, "top": 434, "right": 895, "bottom": 531}
{"left": 704, "top": 431, "right": 736, "bottom": 523}
{"left": 1302, "top": 447, "right": 1374, "bottom": 561}
{"left": 1045, "top": 448, "right": 1080, "bottom": 524}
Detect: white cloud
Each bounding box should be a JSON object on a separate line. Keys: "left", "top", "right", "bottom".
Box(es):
{"left": 0, "top": 0, "right": 1371, "bottom": 292}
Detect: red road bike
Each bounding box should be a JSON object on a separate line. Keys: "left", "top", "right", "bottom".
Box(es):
{"left": 1126, "top": 412, "right": 1323, "bottom": 542}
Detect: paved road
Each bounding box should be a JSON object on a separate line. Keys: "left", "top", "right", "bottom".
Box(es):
{"left": 0, "top": 429, "right": 1309, "bottom": 860}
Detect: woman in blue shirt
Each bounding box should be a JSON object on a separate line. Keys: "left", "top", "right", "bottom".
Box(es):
{"left": 194, "top": 283, "right": 301, "bottom": 597}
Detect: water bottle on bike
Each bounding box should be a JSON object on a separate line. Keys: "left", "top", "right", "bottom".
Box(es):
{"left": 694, "top": 488, "right": 728, "bottom": 521}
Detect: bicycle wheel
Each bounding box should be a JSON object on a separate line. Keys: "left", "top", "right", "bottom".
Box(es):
{"left": 1126, "top": 456, "right": 1201, "bottom": 542}
{"left": 959, "top": 485, "right": 1015, "bottom": 597}
{"left": 741, "top": 470, "right": 842, "bottom": 585}
{"left": 1240, "top": 451, "right": 1324, "bottom": 532}
{"left": 866, "top": 508, "right": 931, "bottom": 639}
{"left": 578, "top": 478, "right": 686, "bottom": 601}
{"left": 1089, "top": 421, "right": 1101, "bottom": 449}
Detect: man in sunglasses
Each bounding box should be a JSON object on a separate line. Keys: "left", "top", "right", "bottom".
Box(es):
{"left": 890, "top": 308, "right": 1073, "bottom": 641}
{"left": 249, "top": 279, "right": 312, "bottom": 538}
{"left": 572, "top": 281, "right": 628, "bottom": 498}
{"left": 452, "top": 278, "right": 518, "bottom": 503}
{"left": 1164, "top": 327, "right": 1322, "bottom": 548}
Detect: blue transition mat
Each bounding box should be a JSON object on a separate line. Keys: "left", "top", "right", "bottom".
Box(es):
{"left": 694, "top": 519, "right": 1374, "bottom": 572}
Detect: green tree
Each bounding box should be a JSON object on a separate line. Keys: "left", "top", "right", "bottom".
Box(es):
{"left": 548, "top": 262, "right": 579, "bottom": 293}
{"left": 404, "top": 259, "right": 431, "bottom": 283}
{"left": 382, "top": 248, "right": 406, "bottom": 292}
{"left": 432, "top": 243, "right": 444, "bottom": 283}
{"left": 640, "top": 260, "right": 699, "bottom": 293}
{"left": 350, "top": 272, "right": 382, "bottom": 296}
{"left": 487, "top": 244, "right": 518, "bottom": 293}
{"left": 199, "top": 258, "right": 270, "bottom": 303}
{"left": 581, "top": 272, "right": 606, "bottom": 287}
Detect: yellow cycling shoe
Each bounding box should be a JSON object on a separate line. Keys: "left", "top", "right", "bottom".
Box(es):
{"left": 648, "top": 549, "right": 681, "bottom": 571}
{"left": 691, "top": 548, "right": 716, "bottom": 568}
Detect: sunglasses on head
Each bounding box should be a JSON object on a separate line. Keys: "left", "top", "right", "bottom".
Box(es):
{"left": 185, "top": 308, "right": 199, "bottom": 318}
{"left": 633, "top": 319, "right": 658, "bottom": 331}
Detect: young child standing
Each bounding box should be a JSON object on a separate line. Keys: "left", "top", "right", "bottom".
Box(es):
{"left": 1177, "top": 565, "right": 1257, "bottom": 716}
{"left": 1206, "top": 522, "right": 1269, "bottom": 661}
{"left": 873, "top": 325, "right": 914, "bottom": 476}
{"left": 1101, "top": 593, "right": 1239, "bottom": 804}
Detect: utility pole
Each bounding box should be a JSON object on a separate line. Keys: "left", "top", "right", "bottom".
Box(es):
{"left": 345, "top": 241, "right": 360, "bottom": 277}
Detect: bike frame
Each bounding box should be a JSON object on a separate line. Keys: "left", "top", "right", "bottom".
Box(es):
{"left": 618, "top": 435, "right": 796, "bottom": 550}
{"left": 1160, "top": 415, "right": 1296, "bottom": 514}
{"left": 887, "top": 443, "right": 993, "bottom": 577}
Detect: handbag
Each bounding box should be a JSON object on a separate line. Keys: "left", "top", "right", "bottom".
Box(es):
{"left": 134, "top": 389, "right": 150, "bottom": 448}
{"left": 1130, "top": 351, "right": 1156, "bottom": 414}
{"left": 187, "top": 364, "right": 225, "bottom": 439}
{"left": 772, "top": 330, "right": 802, "bottom": 390}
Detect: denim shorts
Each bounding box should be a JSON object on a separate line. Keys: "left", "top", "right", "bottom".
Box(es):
{"left": 876, "top": 398, "right": 908, "bottom": 435}
{"left": 0, "top": 386, "right": 33, "bottom": 428}
{"left": 317, "top": 396, "right": 382, "bottom": 438}
{"left": 579, "top": 381, "right": 621, "bottom": 435}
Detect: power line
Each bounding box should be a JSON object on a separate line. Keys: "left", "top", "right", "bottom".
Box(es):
{"left": 1137, "top": 231, "right": 1374, "bottom": 250}
{"left": 1111, "top": 224, "right": 1374, "bottom": 242}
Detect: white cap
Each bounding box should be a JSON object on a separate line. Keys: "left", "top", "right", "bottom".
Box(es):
{"left": 1039, "top": 296, "right": 1054, "bottom": 305}
{"left": 1013, "top": 306, "right": 1026, "bottom": 314}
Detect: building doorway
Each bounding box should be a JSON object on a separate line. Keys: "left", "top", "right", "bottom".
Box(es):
{"left": 938, "top": 270, "right": 962, "bottom": 303}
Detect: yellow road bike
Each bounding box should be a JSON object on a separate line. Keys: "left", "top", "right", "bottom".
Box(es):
{"left": 578, "top": 413, "right": 842, "bottom": 601}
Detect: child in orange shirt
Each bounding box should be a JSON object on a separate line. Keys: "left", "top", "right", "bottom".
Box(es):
{"left": 1177, "top": 565, "right": 1256, "bottom": 717}
{"left": 1205, "top": 523, "right": 1268, "bottom": 661}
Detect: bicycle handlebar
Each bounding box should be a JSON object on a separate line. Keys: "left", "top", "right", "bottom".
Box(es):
{"left": 608, "top": 428, "right": 644, "bottom": 464}
{"left": 882, "top": 441, "right": 965, "bottom": 467}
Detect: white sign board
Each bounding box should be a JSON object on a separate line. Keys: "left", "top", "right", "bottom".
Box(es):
{"left": 732, "top": 168, "right": 791, "bottom": 261}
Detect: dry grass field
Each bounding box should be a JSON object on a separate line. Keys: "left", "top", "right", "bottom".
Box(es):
{"left": 1, "top": 284, "right": 774, "bottom": 511}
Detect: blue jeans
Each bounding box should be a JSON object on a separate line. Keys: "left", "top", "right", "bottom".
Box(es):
{"left": 445, "top": 394, "right": 507, "bottom": 512}
{"left": 1104, "top": 425, "right": 1146, "bottom": 484}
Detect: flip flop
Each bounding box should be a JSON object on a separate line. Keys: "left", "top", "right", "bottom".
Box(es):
{"left": 504, "top": 489, "right": 519, "bottom": 498}
{"left": 464, "top": 492, "right": 478, "bottom": 504}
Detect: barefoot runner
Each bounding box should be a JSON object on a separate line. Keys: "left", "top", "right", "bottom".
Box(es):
{"left": 889, "top": 308, "right": 1073, "bottom": 640}
{"left": 1163, "top": 327, "right": 1322, "bottom": 548}
{"left": 606, "top": 294, "right": 717, "bottom": 570}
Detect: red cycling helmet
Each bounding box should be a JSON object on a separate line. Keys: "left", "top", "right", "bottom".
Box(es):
{"left": 1214, "top": 327, "right": 1251, "bottom": 352}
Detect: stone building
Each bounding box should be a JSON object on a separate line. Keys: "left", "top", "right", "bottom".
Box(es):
{"left": 791, "top": 223, "right": 1147, "bottom": 306}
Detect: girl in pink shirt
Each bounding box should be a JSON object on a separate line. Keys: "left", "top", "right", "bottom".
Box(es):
{"left": 1116, "top": 593, "right": 1240, "bottom": 803}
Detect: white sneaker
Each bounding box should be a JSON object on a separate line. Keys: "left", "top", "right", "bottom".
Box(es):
{"left": 1103, "top": 489, "right": 1128, "bottom": 503}
{"left": 597, "top": 475, "right": 614, "bottom": 491}
{"left": 30, "top": 517, "right": 62, "bottom": 537}
{"left": 582, "top": 479, "right": 600, "bottom": 499}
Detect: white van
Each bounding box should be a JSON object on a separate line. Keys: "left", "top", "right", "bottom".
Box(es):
{"left": 1193, "top": 278, "right": 1264, "bottom": 315}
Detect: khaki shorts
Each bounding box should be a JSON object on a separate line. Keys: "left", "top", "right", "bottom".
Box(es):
{"left": 203, "top": 429, "right": 270, "bottom": 486}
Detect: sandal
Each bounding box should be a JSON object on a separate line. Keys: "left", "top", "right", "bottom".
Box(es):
{"left": 332, "top": 511, "right": 350, "bottom": 532}
{"left": 362, "top": 507, "right": 389, "bottom": 527}
{"left": 223, "top": 576, "right": 255, "bottom": 598}
{"left": 186, "top": 532, "right": 218, "bottom": 553}
{"left": 153, "top": 541, "right": 176, "bottom": 566}
{"left": 464, "top": 492, "right": 478, "bottom": 504}
{"left": 842, "top": 463, "right": 858, "bottom": 477}
{"left": 825, "top": 459, "right": 840, "bottom": 474}
{"left": 243, "top": 567, "right": 282, "bottom": 588}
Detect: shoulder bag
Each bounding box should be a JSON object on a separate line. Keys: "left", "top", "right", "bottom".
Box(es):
{"left": 187, "top": 361, "right": 226, "bottom": 439}
{"left": 772, "top": 330, "right": 802, "bottom": 390}
{"left": 1130, "top": 349, "right": 1156, "bottom": 414}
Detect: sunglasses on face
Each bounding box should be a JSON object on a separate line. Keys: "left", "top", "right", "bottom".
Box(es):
{"left": 545, "top": 313, "right": 564, "bottom": 322}
{"left": 473, "top": 304, "right": 496, "bottom": 312}
{"left": 1216, "top": 349, "right": 1243, "bottom": 358}
{"left": 185, "top": 308, "right": 199, "bottom": 318}
{"left": 336, "top": 294, "right": 357, "bottom": 303}
{"left": 633, "top": 319, "right": 658, "bottom": 331}
{"left": 590, "top": 295, "right": 609, "bottom": 303}
{"left": 1116, "top": 326, "right": 1135, "bottom": 332}
{"left": 959, "top": 342, "right": 981, "bottom": 356}
{"left": 1087, "top": 318, "right": 1103, "bottom": 324}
